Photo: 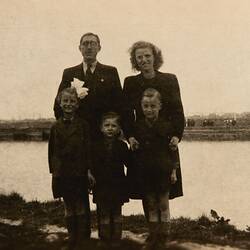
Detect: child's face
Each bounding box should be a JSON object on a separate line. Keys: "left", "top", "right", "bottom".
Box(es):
{"left": 141, "top": 96, "right": 161, "bottom": 120}
{"left": 101, "top": 118, "right": 120, "bottom": 138}
{"left": 60, "top": 92, "right": 79, "bottom": 115}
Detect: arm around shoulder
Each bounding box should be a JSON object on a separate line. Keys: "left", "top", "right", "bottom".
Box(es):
{"left": 48, "top": 124, "right": 56, "bottom": 174}
{"left": 53, "top": 69, "right": 73, "bottom": 119}
{"left": 169, "top": 74, "right": 185, "bottom": 140}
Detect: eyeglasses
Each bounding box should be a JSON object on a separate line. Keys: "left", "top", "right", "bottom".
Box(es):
{"left": 81, "top": 41, "right": 98, "bottom": 47}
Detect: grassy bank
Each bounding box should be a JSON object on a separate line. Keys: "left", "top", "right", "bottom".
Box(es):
{"left": 0, "top": 193, "right": 249, "bottom": 250}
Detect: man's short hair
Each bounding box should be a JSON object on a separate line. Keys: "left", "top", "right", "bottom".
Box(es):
{"left": 80, "top": 32, "right": 101, "bottom": 46}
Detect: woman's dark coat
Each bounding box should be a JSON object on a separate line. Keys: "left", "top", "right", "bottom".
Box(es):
{"left": 123, "top": 71, "right": 184, "bottom": 199}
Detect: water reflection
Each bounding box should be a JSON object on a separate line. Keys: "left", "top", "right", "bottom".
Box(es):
{"left": 0, "top": 141, "right": 249, "bottom": 229}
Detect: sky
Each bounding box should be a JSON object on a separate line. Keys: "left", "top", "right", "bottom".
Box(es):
{"left": 0, "top": 0, "right": 250, "bottom": 119}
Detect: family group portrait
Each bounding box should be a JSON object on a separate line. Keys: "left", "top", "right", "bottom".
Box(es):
{"left": 0, "top": 1, "right": 249, "bottom": 250}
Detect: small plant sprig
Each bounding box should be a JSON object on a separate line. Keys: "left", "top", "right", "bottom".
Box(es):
{"left": 210, "top": 209, "right": 230, "bottom": 224}
{"left": 210, "top": 209, "right": 237, "bottom": 237}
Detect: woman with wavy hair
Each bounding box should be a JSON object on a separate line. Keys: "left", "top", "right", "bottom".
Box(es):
{"left": 123, "top": 41, "right": 185, "bottom": 249}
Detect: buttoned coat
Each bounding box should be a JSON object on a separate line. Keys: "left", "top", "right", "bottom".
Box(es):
{"left": 123, "top": 71, "right": 184, "bottom": 199}
{"left": 91, "top": 138, "right": 130, "bottom": 205}
{"left": 54, "top": 62, "right": 123, "bottom": 138}
{"left": 123, "top": 71, "right": 185, "bottom": 140}
{"left": 48, "top": 117, "right": 91, "bottom": 177}
{"left": 128, "top": 118, "right": 179, "bottom": 197}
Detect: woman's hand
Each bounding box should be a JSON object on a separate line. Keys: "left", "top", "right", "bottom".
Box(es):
{"left": 169, "top": 136, "right": 179, "bottom": 151}
{"left": 87, "top": 170, "right": 96, "bottom": 188}
{"left": 171, "top": 169, "right": 177, "bottom": 184}
{"left": 128, "top": 137, "right": 140, "bottom": 151}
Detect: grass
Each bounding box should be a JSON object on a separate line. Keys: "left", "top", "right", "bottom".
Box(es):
{"left": 0, "top": 192, "right": 249, "bottom": 250}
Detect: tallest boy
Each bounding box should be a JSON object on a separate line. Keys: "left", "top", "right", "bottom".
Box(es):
{"left": 54, "top": 32, "right": 123, "bottom": 138}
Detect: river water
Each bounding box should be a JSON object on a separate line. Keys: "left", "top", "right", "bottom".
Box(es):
{"left": 0, "top": 141, "right": 249, "bottom": 230}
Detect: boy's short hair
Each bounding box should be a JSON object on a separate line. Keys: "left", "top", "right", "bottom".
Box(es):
{"left": 57, "top": 87, "right": 79, "bottom": 104}
{"left": 142, "top": 88, "right": 162, "bottom": 103}
{"left": 101, "top": 112, "right": 121, "bottom": 126}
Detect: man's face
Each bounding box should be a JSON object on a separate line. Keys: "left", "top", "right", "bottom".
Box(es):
{"left": 60, "top": 92, "right": 79, "bottom": 115}
{"left": 141, "top": 96, "right": 161, "bottom": 121}
{"left": 79, "top": 35, "right": 101, "bottom": 64}
{"left": 135, "top": 47, "right": 155, "bottom": 72}
{"left": 101, "top": 118, "right": 120, "bottom": 138}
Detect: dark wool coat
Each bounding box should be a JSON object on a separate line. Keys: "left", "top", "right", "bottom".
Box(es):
{"left": 123, "top": 71, "right": 184, "bottom": 199}
{"left": 91, "top": 138, "right": 130, "bottom": 206}
{"left": 54, "top": 62, "right": 123, "bottom": 138}
{"left": 48, "top": 117, "right": 91, "bottom": 198}
{"left": 128, "top": 118, "right": 180, "bottom": 198}
{"left": 123, "top": 71, "right": 185, "bottom": 140}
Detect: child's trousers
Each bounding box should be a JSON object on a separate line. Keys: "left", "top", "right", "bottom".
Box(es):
{"left": 63, "top": 193, "right": 91, "bottom": 248}
{"left": 97, "top": 203, "right": 122, "bottom": 242}
{"left": 142, "top": 191, "right": 170, "bottom": 249}
{"left": 143, "top": 191, "right": 170, "bottom": 223}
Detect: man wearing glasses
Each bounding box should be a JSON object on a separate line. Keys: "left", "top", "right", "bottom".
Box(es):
{"left": 54, "top": 32, "right": 123, "bottom": 139}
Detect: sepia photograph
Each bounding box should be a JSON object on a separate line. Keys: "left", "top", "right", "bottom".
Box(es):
{"left": 0, "top": 0, "right": 249, "bottom": 249}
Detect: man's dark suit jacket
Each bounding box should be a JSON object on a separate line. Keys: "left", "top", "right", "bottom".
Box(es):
{"left": 54, "top": 62, "right": 123, "bottom": 138}
{"left": 123, "top": 71, "right": 185, "bottom": 199}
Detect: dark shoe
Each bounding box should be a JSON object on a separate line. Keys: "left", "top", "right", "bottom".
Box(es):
{"left": 99, "top": 223, "right": 111, "bottom": 241}
{"left": 110, "top": 240, "right": 121, "bottom": 248}
{"left": 111, "top": 222, "right": 122, "bottom": 240}
{"left": 76, "top": 214, "right": 91, "bottom": 239}
{"left": 65, "top": 216, "right": 77, "bottom": 250}
{"left": 97, "top": 240, "right": 109, "bottom": 249}
{"left": 154, "top": 222, "right": 170, "bottom": 250}
{"left": 75, "top": 215, "right": 91, "bottom": 248}
{"left": 141, "top": 241, "right": 154, "bottom": 250}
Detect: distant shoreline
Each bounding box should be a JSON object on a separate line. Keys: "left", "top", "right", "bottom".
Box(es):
{"left": 183, "top": 127, "right": 250, "bottom": 141}
{"left": 1, "top": 127, "right": 250, "bottom": 141}
{"left": 0, "top": 119, "right": 250, "bottom": 141}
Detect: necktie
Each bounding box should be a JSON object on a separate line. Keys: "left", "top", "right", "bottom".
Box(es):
{"left": 86, "top": 65, "right": 93, "bottom": 82}
{"left": 85, "top": 64, "right": 96, "bottom": 94}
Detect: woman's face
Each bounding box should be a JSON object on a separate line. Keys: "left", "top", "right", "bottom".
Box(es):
{"left": 135, "top": 47, "right": 155, "bottom": 72}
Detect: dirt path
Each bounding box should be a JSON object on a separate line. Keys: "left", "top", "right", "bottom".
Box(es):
{"left": 0, "top": 217, "right": 248, "bottom": 250}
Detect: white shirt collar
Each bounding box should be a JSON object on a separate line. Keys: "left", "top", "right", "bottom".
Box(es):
{"left": 82, "top": 61, "right": 98, "bottom": 74}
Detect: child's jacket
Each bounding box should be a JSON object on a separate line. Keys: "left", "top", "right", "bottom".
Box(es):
{"left": 128, "top": 118, "right": 181, "bottom": 197}
{"left": 91, "top": 138, "right": 130, "bottom": 205}
{"left": 48, "top": 117, "right": 91, "bottom": 177}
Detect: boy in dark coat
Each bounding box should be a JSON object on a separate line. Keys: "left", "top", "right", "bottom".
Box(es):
{"left": 129, "top": 88, "right": 180, "bottom": 250}
{"left": 91, "top": 112, "right": 129, "bottom": 248}
{"left": 48, "top": 87, "right": 95, "bottom": 249}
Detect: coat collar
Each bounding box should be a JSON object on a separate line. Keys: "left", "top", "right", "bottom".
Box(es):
{"left": 74, "top": 63, "right": 85, "bottom": 81}
{"left": 137, "top": 70, "right": 162, "bottom": 87}
{"left": 56, "top": 117, "right": 80, "bottom": 137}
{"left": 72, "top": 62, "right": 107, "bottom": 86}
{"left": 139, "top": 117, "right": 172, "bottom": 136}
